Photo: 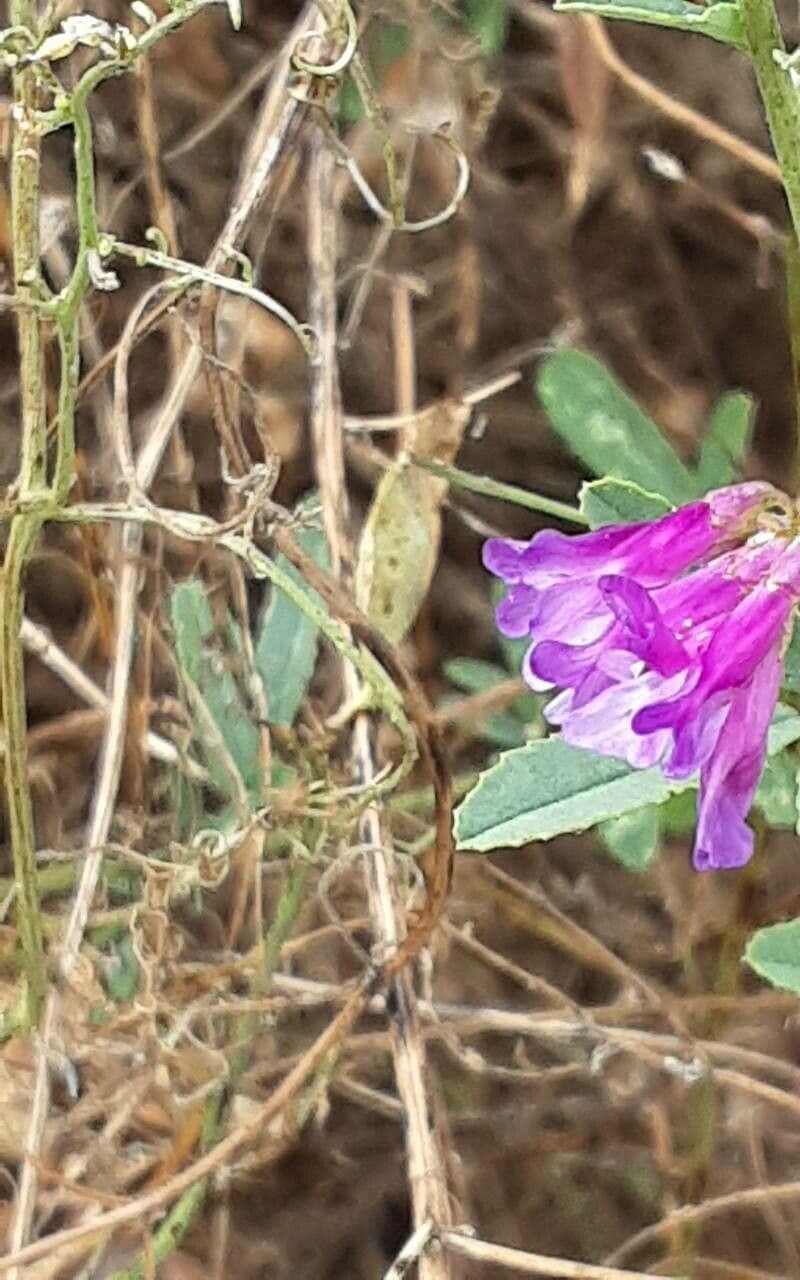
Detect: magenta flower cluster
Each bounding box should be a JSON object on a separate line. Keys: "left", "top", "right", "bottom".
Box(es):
{"left": 485, "top": 483, "right": 800, "bottom": 871}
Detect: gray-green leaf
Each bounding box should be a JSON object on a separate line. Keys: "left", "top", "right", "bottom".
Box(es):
{"left": 455, "top": 707, "right": 800, "bottom": 853}
{"left": 745, "top": 919, "right": 800, "bottom": 994}
{"left": 465, "top": 0, "right": 508, "bottom": 55}
{"left": 695, "top": 391, "right": 753, "bottom": 491}
{"left": 102, "top": 935, "right": 140, "bottom": 1004}
{"left": 579, "top": 477, "right": 673, "bottom": 529}
{"left": 443, "top": 657, "right": 511, "bottom": 693}
{"left": 442, "top": 658, "right": 534, "bottom": 749}
{"left": 171, "top": 580, "right": 260, "bottom": 802}
{"left": 553, "top": 0, "right": 745, "bottom": 48}
{"left": 255, "top": 497, "right": 329, "bottom": 726}
{"left": 755, "top": 749, "right": 798, "bottom": 829}
{"left": 537, "top": 349, "right": 697, "bottom": 505}
{"left": 455, "top": 737, "right": 681, "bottom": 851}
{"left": 782, "top": 618, "right": 800, "bottom": 694}
{"left": 599, "top": 806, "right": 660, "bottom": 871}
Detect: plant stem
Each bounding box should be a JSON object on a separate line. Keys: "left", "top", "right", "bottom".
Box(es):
{"left": 3, "top": 0, "right": 48, "bottom": 1025}
{"left": 10, "top": 4, "right": 46, "bottom": 493}
{"left": 738, "top": 0, "right": 800, "bottom": 490}
{"left": 2, "top": 520, "right": 46, "bottom": 1021}
{"left": 413, "top": 458, "right": 589, "bottom": 525}
{"left": 786, "top": 242, "right": 800, "bottom": 491}
{"left": 2, "top": 7, "right": 107, "bottom": 1029}
{"left": 50, "top": 88, "right": 99, "bottom": 501}
{"left": 740, "top": 0, "right": 800, "bottom": 241}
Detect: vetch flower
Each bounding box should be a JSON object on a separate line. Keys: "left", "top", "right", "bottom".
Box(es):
{"left": 485, "top": 482, "right": 799, "bottom": 871}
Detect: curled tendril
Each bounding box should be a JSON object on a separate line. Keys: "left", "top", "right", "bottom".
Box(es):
{"left": 291, "top": 0, "right": 357, "bottom": 79}
{"left": 106, "top": 236, "right": 318, "bottom": 359}
{"left": 337, "top": 128, "right": 471, "bottom": 233}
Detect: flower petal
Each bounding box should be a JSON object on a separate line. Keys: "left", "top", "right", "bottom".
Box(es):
{"left": 483, "top": 483, "right": 796, "bottom": 877}
{"left": 516, "top": 502, "right": 716, "bottom": 588}
{"left": 483, "top": 538, "right": 530, "bottom": 583}
{"left": 495, "top": 583, "right": 540, "bottom": 638}
{"left": 599, "top": 576, "right": 688, "bottom": 675}
{"left": 553, "top": 666, "right": 688, "bottom": 769}
{"left": 693, "top": 649, "right": 783, "bottom": 871}
{"left": 706, "top": 481, "right": 785, "bottom": 529}
{"left": 632, "top": 585, "right": 792, "bottom": 746}
{"left": 528, "top": 579, "right": 612, "bottom": 645}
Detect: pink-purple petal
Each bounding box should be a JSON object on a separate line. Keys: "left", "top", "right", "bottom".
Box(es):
{"left": 633, "top": 586, "right": 792, "bottom": 742}
{"left": 693, "top": 649, "right": 783, "bottom": 871}
{"left": 599, "top": 576, "right": 689, "bottom": 675}
{"left": 484, "top": 482, "right": 798, "bottom": 873}
{"left": 495, "top": 584, "right": 540, "bottom": 638}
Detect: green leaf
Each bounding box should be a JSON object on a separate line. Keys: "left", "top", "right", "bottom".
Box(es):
{"left": 599, "top": 806, "right": 660, "bottom": 871}
{"left": 478, "top": 711, "right": 529, "bottom": 750}
{"left": 553, "top": 0, "right": 745, "bottom": 48}
{"left": 579, "top": 478, "right": 673, "bottom": 529}
{"left": 171, "top": 580, "right": 260, "bottom": 802}
{"left": 755, "top": 749, "right": 798, "bottom": 829}
{"left": 782, "top": 618, "right": 800, "bottom": 693}
{"left": 695, "top": 392, "right": 753, "bottom": 491}
{"left": 769, "top": 703, "right": 800, "bottom": 753}
{"left": 255, "top": 496, "right": 329, "bottom": 726}
{"left": 339, "top": 76, "right": 364, "bottom": 126}
{"left": 378, "top": 21, "right": 412, "bottom": 62}
{"left": 443, "top": 657, "right": 510, "bottom": 693}
{"left": 540, "top": 352, "right": 752, "bottom": 508}
{"left": 102, "top": 935, "right": 140, "bottom": 1004}
{"left": 745, "top": 919, "right": 800, "bottom": 994}
{"left": 659, "top": 788, "right": 697, "bottom": 836}
{"left": 456, "top": 737, "right": 680, "bottom": 851}
{"left": 537, "top": 349, "right": 697, "bottom": 505}
{"left": 455, "top": 706, "right": 800, "bottom": 853}
{"left": 465, "top": 0, "right": 508, "bottom": 54}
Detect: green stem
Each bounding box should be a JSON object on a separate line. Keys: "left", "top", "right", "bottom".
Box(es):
{"left": 389, "top": 770, "right": 479, "bottom": 816}
{"left": 787, "top": 242, "right": 800, "bottom": 491}
{"left": 52, "top": 317, "right": 80, "bottom": 503}
{"left": 259, "top": 855, "right": 309, "bottom": 993}
{"left": 51, "top": 81, "right": 100, "bottom": 501}
{"left": 739, "top": 0, "right": 800, "bottom": 244}
{"left": 10, "top": 3, "right": 46, "bottom": 494}
{"left": 738, "top": 0, "right": 800, "bottom": 490}
{"left": 107, "top": 1094, "right": 222, "bottom": 1280}
{"left": 1, "top": 520, "right": 46, "bottom": 1021}
{"left": 4, "top": 0, "right": 48, "bottom": 1026}
{"left": 412, "top": 458, "right": 589, "bottom": 525}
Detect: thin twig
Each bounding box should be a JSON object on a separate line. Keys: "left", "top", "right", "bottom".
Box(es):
{"left": 606, "top": 1179, "right": 800, "bottom": 1268}
{"left": 0, "top": 978, "right": 375, "bottom": 1274}
{"left": 441, "top": 1228, "right": 681, "bottom": 1279}
{"left": 8, "top": 28, "right": 316, "bottom": 1271}
{"left": 18, "top": 618, "right": 203, "bottom": 776}
{"left": 63, "top": 14, "right": 310, "bottom": 980}
{"left": 307, "top": 115, "right": 453, "bottom": 1277}
{"left": 383, "top": 1221, "right": 436, "bottom": 1280}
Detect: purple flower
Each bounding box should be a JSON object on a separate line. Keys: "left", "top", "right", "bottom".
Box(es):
{"left": 484, "top": 482, "right": 797, "bottom": 871}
